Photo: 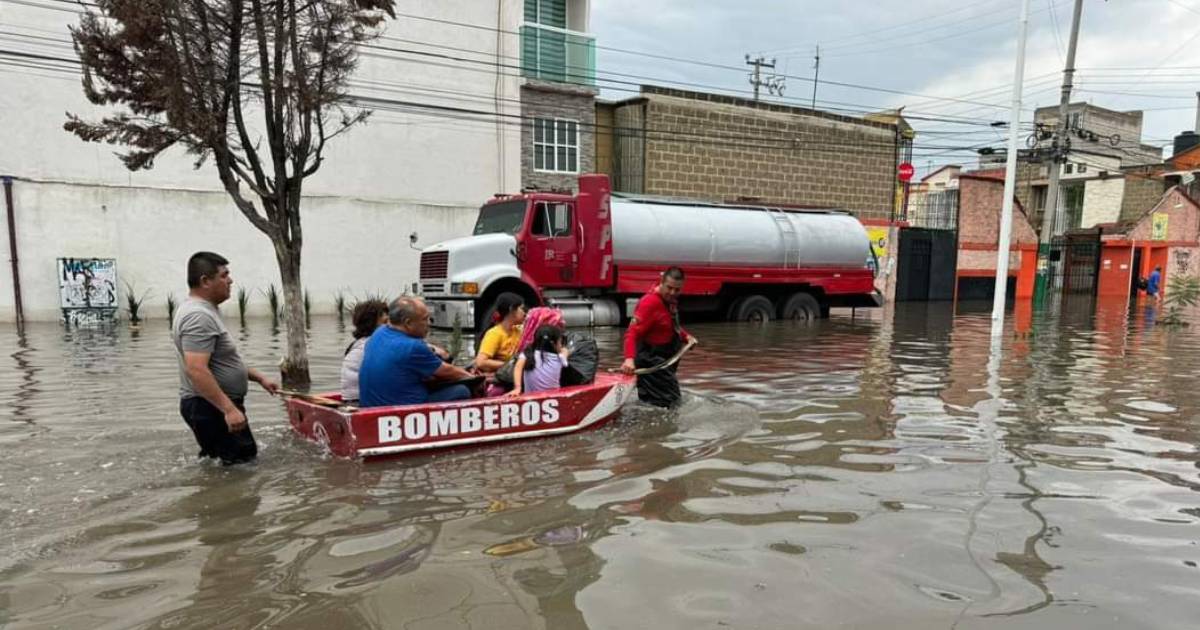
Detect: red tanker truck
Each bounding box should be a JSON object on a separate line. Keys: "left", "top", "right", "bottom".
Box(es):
{"left": 414, "top": 174, "right": 881, "bottom": 330}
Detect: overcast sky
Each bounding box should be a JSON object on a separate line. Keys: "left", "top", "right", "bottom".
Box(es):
{"left": 592, "top": 0, "right": 1200, "bottom": 172}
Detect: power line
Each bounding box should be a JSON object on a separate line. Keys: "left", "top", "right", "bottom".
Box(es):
{"left": 753, "top": 0, "right": 1000, "bottom": 56}
{"left": 0, "top": 21, "right": 1030, "bottom": 131}
{"left": 0, "top": 48, "right": 999, "bottom": 157}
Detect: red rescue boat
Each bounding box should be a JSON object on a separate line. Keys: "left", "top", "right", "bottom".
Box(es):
{"left": 286, "top": 373, "right": 637, "bottom": 458}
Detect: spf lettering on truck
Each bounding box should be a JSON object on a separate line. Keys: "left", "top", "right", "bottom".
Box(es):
{"left": 377, "top": 400, "right": 561, "bottom": 443}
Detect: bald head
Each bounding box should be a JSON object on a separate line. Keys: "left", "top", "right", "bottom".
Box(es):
{"left": 389, "top": 296, "right": 431, "bottom": 337}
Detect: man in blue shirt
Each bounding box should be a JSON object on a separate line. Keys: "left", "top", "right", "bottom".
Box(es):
{"left": 359, "top": 297, "right": 474, "bottom": 407}
{"left": 1147, "top": 266, "right": 1163, "bottom": 303}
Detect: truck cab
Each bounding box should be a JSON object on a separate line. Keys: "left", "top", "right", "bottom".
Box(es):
{"left": 417, "top": 175, "right": 617, "bottom": 331}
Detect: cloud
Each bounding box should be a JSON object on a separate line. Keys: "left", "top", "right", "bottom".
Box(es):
{"left": 592, "top": 0, "right": 1200, "bottom": 160}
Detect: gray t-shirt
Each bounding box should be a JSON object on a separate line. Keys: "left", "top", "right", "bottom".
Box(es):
{"left": 173, "top": 297, "right": 248, "bottom": 399}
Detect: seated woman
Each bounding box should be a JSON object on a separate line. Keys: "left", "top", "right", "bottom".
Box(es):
{"left": 474, "top": 294, "right": 526, "bottom": 374}
{"left": 340, "top": 299, "right": 388, "bottom": 403}
{"left": 508, "top": 325, "right": 571, "bottom": 397}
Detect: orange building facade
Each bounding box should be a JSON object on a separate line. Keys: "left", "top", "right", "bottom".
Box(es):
{"left": 1097, "top": 186, "right": 1200, "bottom": 299}
{"left": 954, "top": 174, "right": 1040, "bottom": 300}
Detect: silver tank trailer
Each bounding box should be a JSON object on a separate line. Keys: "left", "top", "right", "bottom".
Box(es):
{"left": 610, "top": 199, "right": 870, "bottom": 268}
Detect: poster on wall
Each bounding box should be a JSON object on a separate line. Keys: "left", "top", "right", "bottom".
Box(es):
{"left": 865, "top": 226, "right": 890, "bottom": 278}
{"left": 866, "top": 226, "right": 889, "bottom": 259}
{"left": 58, "top": 257, "right": 118, "bottom": 327}
{"left": 1151, "top": 212, "right": 1169, "bottom": 241}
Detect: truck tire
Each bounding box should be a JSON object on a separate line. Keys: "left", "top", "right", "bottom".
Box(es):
{"left": 778, "top": 291, "right": 821, "bottom": 321}
{"left": 729, "top": 295, "right": 774, "bottom": 323}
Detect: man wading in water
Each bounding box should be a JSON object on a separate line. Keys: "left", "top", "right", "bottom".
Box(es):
{"left": 621, "top": 267, "right": 696, "bottom": 408}
{"left": 173, "top": 252, "right": 279, "bottom": 464}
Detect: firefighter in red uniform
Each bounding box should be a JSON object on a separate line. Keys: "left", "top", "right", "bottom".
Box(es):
{"left": 620, "top": 267, "right": 696, "bottom": 408}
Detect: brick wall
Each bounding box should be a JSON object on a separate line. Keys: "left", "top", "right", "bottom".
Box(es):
{"left": 612, "top": 100, "right": 646, "bottom": 193}
{"left": 1119, "top": 172, "right": 1167, "bottom": 224}
{"left": 521, "top": 81, "right": 596, "bottom": 192}
{"left": 594, "top": 102, "right": 615, "bottom": 178}
{"left": 1013, "top": 160, "right": 1045, "bottom": 227}
{"left": 625, "top": 88, "right": 898, "bottom": 219}
{"left": 1128, "top": 187, "right": 1200, "bottom": 242}
{"left": 958, "top": 175, "right": 1038, "bottom": 249}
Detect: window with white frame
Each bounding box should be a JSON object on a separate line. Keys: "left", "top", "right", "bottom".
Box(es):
{"left": 533, "top": 118, "right": 579, "bottom": 173}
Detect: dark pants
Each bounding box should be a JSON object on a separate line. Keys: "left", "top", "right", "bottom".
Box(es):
{"left": 180, "top": 396, "right": 257, "bottom": 465}
{"left": 635, "top": 336, "right": 683, "bottom": 408}
{"left": 427, "top": 384, "right": 471, "bottom": 402}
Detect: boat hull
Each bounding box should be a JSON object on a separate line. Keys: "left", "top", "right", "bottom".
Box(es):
{"left": 287, "top": 373, "right": 636, "bottom": 458}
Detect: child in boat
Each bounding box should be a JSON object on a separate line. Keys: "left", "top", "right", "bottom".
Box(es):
{"left": 509, "top": 325, "right": 571, "bottom": 396}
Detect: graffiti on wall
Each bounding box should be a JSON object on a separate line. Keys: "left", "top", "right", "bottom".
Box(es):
{"left": 1175, "top": 250, "right": 1192, "bottom": 275}
{"left": 58, "top": 258, "right": 118, "bottom": 326}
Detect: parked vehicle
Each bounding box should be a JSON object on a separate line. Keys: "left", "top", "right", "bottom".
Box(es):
{"left": 414, "top": 174, "right": 880, "bottom": 330}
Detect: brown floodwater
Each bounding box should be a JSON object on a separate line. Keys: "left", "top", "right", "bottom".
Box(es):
{"left": 0, "top": 299, "right": 1197, "bottom": 629}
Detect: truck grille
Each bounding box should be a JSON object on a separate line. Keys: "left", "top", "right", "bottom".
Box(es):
{"left": 420, "top": 251, "right": 448, "bottom": 279}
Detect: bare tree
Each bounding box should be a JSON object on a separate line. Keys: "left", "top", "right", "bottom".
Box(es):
{"left": 65, "top": 0, "right": 395, "bottom": 388}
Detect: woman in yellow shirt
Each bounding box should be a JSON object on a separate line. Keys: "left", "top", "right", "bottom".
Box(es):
{"left": 474, "top": 294, "right": 526, "bottom": 373}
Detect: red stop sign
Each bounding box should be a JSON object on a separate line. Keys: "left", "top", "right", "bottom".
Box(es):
{"left": 898, "top": 162, "right": 915, "bottom": 182}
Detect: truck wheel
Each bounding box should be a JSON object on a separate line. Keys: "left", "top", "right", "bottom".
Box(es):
{"left": 779, "top": 292, "right": 821, "bottom": 321}
{"left": 729, "top": 295, "right": 774, "bottom": 323}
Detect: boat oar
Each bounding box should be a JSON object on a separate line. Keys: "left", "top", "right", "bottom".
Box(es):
{"left": 613, "top": 337, "right": 697, "bottom": 376}
{"left": 277, "top": 389, "right": 343, "bottom": 407}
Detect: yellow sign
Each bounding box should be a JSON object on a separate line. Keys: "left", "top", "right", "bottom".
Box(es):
{"left": 1151, "top": 212, "right": 1169, "bottom": 241}
{"left": 866, "top": 226, "right": 889, "bottom": 258}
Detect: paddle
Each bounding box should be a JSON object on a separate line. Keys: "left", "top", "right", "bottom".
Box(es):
{"left": 278, "top": 389, "right": 343, "bottom": 407}
{"left": 613, "top": 337, "right": 698, "bottom": 376}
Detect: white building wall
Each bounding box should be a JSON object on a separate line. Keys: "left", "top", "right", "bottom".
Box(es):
{"left": 1081, "top": 178, "right": 1126, "bottom": 228}
{"left": 0, "top": 1, "right": 526, "bottom": 321}
{"left": 1, "top": 180, "right": 477, "bottom": 321}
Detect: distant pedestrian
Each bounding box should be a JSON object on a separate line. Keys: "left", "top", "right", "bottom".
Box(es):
{"left": 173, "top": 252, "right": 279, "bottom": 465}
{"left": 1147, "top": 265, "right": 1163, "bottom": 303}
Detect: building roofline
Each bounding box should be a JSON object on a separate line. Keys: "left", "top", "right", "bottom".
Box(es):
{"left": 1112, "top": 185, "right": 1200, "bottom": 234}
{"left": 637, "top": 84, "right": 899, "bottom": 131}
{"left": 921, "top": 164, "right": 961, "bottom": 182}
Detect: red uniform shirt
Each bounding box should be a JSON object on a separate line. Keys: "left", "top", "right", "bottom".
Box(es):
{"left": 623, "top": 290, "right": 690, "bottom": 359}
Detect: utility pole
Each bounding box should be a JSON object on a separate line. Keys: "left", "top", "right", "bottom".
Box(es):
{"left": 746, "top": 55, "right": 776, "bottom": 101}
{"left": 811, "top": 45, "right": 820, "bottom": 109}
{"left": 993, "top": 0, "right": 1032, "bottom": 332}
{"left": 1033, "top": 0, "right": 1084, "bottom": 305}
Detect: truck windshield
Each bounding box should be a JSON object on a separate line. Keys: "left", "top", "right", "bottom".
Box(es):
{"left": 473, "top": 200, "right": 527, "bottom": 236}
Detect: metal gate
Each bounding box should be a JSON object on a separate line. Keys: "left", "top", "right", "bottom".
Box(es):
{"left": 897, "top": 228, "right": 958, "bottom": 301}
{"left": 1049, "top": 230, "right": 1101, "bottom": 296}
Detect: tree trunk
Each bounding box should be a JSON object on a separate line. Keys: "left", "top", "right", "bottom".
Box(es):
{"left": 275, "top": 240, "right": 311, "bottom": 389}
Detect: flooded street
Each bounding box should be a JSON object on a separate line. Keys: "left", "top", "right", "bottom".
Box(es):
{"left": 1, "top": 301, "right": 1198, "bottom": 629}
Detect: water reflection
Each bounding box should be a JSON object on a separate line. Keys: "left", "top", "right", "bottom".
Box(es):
{"left": 0, "top": 300, "right": 1198, "bottom": 629}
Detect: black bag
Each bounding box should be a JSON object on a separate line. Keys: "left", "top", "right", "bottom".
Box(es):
{"left": 1137, "top": 277, "right": 1148, "bottom": 291}
{"left": 561, "top": 332, "right": 598, "bottom": 386}
{"left": 494, "top": 355, "right": 519, "bottom": 387}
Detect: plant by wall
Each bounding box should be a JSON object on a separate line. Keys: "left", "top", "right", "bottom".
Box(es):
{"left": 334, "top": 291, "right": 346, "bottom": 321}
{"left": 448, "top": 312, "right": 463, "bottom": 361}
{"left": 1159, "top": 276, "right": 1200, "bottom": 326}
{"left": 264, "top": 284, "right": 282, "bottom": 324}
{"left": 124, "top": 282, "right": 150, "bottom": 325}
{"left": 236, "top": 286, "right": 251, "bottom": 326}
